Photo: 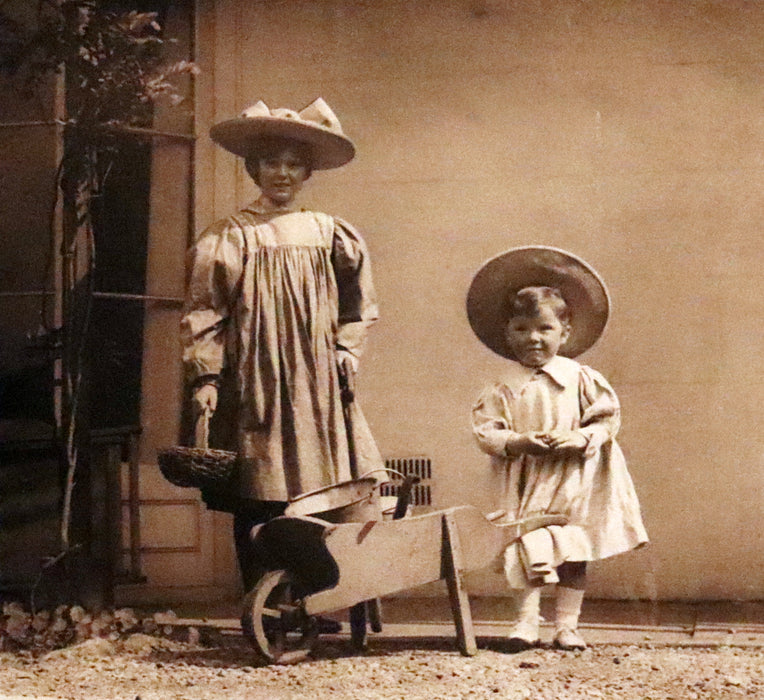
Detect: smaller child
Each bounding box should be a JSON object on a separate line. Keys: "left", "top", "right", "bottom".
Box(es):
{"left": 467, "top": 247, "right": 648, "bottom": 652}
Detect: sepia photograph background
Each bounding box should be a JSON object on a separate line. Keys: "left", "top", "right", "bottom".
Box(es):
{"left": 1, "top": 0, "right": 762, "bottom": 609}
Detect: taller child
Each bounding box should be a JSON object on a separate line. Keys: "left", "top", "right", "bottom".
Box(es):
{"left": 181, "top": 99, "right": 381, "bottom": 588}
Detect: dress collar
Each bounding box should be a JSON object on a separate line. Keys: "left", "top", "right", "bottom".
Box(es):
{"left": 243, "top": 197, "right": 300, "bottom": 216}
{"left": 541, "top": 355, "right": 581, "bottom": 388}
{"left": 499, "top": 355, "right": 580, "bottom": 397}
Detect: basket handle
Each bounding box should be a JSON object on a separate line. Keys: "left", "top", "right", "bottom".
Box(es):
{"left": 359, "top": 467, "right": 407, "bottom": 481}
{"left": 195, "top": 408, "right": 211, "bottom": 449}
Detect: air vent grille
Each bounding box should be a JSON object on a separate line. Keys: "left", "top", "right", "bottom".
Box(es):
{"left": 380, "top": 456, "right": 432, "bottom": 506}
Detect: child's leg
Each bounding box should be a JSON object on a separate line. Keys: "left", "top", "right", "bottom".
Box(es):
{"left": 507, "top": 585, "right": 542, "bottom": 652}
{"left": 554, "top": 561, "right": 587, "bottom": 650}
{"left": 233, "top": 501, "right": 287, "bottom": 591}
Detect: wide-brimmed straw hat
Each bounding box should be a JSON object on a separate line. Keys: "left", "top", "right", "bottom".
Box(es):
{"left": 209, "top": 97, "right": 355, "bottom": 170}
{"left": 466, "top": 245, "right": 610, "bottom": 359}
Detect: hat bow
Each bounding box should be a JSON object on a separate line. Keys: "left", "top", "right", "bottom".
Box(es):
{"left": 240, "top": 97, "right": 345, "bottom": 137}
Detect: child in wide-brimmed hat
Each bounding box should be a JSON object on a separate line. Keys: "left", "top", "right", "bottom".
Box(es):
{"left": 181, "top": 98, "right": 382, "bottom": 595}
{"left": 467, "top": 246, "right": 648, "bottom": 651}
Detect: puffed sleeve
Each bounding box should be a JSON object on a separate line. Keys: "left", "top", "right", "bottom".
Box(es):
{"left": 331, "top": 217, "right": 379, "bottom": 359}
{"left": 180, "top": 218, "right": 245, "bottom": 385}
{"left": 471, "top": 384, "right": 520, "bottom": 457}
{"left": 578, "top": 365, "right": 621, "bottom": 457}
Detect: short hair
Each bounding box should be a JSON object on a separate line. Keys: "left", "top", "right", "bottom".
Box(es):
{"left": 506, "top": 286, "right": 571, "bottom": 324}
{"left": 244, "top": 136, "right": 313, "bottom": 183}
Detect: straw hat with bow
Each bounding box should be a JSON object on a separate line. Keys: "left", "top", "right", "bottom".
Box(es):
{"left": 209, "top": 97, "right": 355, "bottom": 170}
{"left": 466, "top": 246, "right": 611, "bottom": 360}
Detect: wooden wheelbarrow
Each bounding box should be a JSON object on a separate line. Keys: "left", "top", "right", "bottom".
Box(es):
{"left": 240, "top": 505, "right": 567, "bottom": 664}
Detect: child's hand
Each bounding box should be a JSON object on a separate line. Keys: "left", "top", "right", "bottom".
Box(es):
{"left": 193, "top": 382, "right": 218, "bottom": 414}
{"left": 540, "top": 430, "right": 588, "bottom": 452}
{"left": 504, "top": 432, "right": 551, "bottom": 456}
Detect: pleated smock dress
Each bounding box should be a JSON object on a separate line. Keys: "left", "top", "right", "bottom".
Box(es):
{"left": 471, "top": 354, "right": 648, "bottom": 584}
{"left": 181, "top": 200, "right": 380, "bottom": 503}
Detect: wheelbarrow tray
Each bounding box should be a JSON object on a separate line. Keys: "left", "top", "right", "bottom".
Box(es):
{"left": 247, "top": 505, "right": 567, "bottom": 659}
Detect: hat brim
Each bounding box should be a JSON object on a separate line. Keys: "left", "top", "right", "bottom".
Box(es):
{"left": 466, "top": 246, "right": 610, "bottom": 359}
{"left": 209, "top": 116, "right": 355, "bottom": 170}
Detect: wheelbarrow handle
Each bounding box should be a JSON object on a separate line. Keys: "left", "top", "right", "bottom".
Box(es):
{"left": 393, "top": 475, "right": 420, "bottom": 520}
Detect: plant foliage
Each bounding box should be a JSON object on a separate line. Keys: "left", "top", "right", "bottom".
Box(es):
{"left": 1, "top": 0, "right": 198, "bottom": 127}
{"left": 0, "top": 0, "right": 198, "bottom": 592}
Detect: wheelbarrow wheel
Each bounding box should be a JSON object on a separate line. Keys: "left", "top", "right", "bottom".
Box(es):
{"left": 241, "top": 569, "right": 319, "bottom": 664}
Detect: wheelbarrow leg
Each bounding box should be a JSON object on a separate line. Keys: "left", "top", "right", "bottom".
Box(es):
{"left": 349, "top": 475, "right": 416, "bottom": 648}
{"left": 367, "top": 598, "right": 383, "bottom": 633}
{"left": 354, "top": 474, "right": 415, "bottom": 644}
{"left": 442, "top": 511, "right": 477, "bottom": 656}
{"left": 349, "top": 602, "right": 367, "bottom": 650}
{"left": 350, "top": 597, "right": 382, "bottom": 650}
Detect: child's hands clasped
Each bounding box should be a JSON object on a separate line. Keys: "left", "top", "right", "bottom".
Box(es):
{"left": 504, "top": 432, "right": 551, "bottom": 456}
{"left": 505, "top": 430, "right": 588, "bottom": 456}
{"left": 539, "top": 430, "right": 588, "bottom": 452}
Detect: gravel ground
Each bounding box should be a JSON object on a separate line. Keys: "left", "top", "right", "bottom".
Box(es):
{"left": 0, "top": 633, "right": 762, "bottom": 700}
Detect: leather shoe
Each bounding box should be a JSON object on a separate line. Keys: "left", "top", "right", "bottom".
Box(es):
{"left": 502, "top": 618, "right": 539, "bottom": 653}
{"left": 553, "top": 627, "right": 587, "bottom": 650}
{"left": 316, "top": 616, "right": 342, "bottom": 634}
{"left": 504, "top": 636, "right": 538, "bottom": 653}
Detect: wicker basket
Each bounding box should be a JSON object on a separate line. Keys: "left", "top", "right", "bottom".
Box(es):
{"left": 157, "top": 409, "right": 238, "bottom": 490}
{"left": 158, "top": 445, "right": 238, "bottom": 489}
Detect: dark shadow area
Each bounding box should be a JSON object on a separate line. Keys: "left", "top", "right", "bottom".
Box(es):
{"left": 88, "top": 137, "right": 151, "bottom": 430}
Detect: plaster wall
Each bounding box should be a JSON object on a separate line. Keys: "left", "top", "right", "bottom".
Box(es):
{"left": 192, "top": 0, "right": 764, "bottom": 600}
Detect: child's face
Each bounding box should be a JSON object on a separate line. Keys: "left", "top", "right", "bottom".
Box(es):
{"left": 251, "top": 146, "right": 310, "bottom": 206}
{"left": 505, "top": 305, "right": 571, "bottom": 368}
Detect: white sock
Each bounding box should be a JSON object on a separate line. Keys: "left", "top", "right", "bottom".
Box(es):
{"left": 511, "top": 586, "right": 541, "bottom": 641}
{"left": 555, "top": 586, "right": 585, "bottom": 632}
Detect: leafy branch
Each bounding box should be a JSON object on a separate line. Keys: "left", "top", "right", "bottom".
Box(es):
{"left": 2, "top": 1, "right": 198, "bottom": 122}
{"left": 1, "top": 0, "right": 198, "bottom": 579}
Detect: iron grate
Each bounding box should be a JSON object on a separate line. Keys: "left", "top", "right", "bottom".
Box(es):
{"left": 380, "top": 456, "right": 432, "bottom": 506}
